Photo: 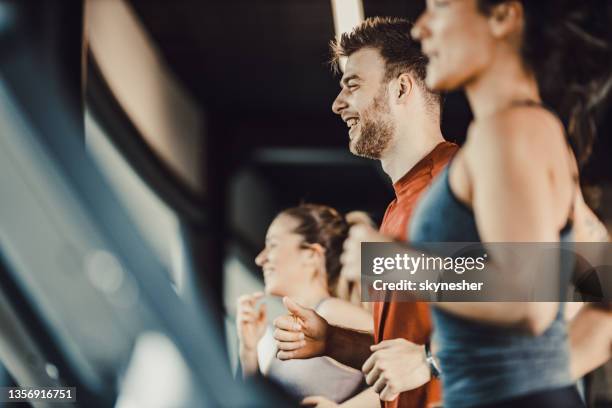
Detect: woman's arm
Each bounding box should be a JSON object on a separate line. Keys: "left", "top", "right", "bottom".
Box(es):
{"left": 573, "top": 192, "right": 610, "bottom": 242}
{"left": 239, "top": 346, "right": 260, "bottom": 378}
{"left": 569, "top": 303, "right": 612, "bottom": 379}
{"left": 567, "top": 148, "right": 610, "bottom": 243}
{"left": 435, "top": 302, "right": 559, "bottom": 335}
{"left": 236, "top": 293, "right": 267, "bottom": 377}
{"left": 340, "top": 221, "right": 558, "bottom": 334}
{"left": 317, "top": 298, "right": 373, "bottom": 333}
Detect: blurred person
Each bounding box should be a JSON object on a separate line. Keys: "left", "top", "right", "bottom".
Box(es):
{"left": 335, "top": 211, "right": 376, "bottom": 308}
{"left": 278, "top": 17, "right": 459, "bottom": 408}
{"left": 406, "top": 0, "right": 610, "bottom": 406}
{"left": 236, "top": 204, "right": 373, "bottom": 405}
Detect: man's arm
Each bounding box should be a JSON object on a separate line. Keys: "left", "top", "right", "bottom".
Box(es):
{"left": 326, "top": 324, "right": 374, "bottom": 369}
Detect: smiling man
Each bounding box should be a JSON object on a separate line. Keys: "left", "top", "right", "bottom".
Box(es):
{"left": 331, "top": 18, "right": 456, "bottom": 238}
{"left": 275, "top": 17, "right": 457, "bottom": 408}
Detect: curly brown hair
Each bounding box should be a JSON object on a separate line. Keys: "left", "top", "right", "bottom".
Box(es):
{"left": 330, "top": 16, "right": 441, "bottom": 113}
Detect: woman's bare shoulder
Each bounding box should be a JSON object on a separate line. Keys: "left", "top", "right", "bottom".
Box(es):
{"left": 472, "top": 106, "right": 563, "bottom": 145}
{"left": 466, "top": 106, "right": 566, "bottom": 169}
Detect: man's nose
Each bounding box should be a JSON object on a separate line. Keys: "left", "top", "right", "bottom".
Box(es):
{"left": 332, "top": 91, "right": 348, "bottom": 115}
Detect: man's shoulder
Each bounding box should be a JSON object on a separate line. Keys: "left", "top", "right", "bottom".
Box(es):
{"left": 430, "top": 141, "right": 457, "bottom": 179}
{"left": 380, "top": 201, "right": 415, "bottom": 239}
{"left": 432, "top": 141, "right": 458, "bottom": 165}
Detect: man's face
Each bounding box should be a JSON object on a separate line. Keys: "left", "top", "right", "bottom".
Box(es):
{"left": 332, "top": 48, "right": 395, "bottom": 159}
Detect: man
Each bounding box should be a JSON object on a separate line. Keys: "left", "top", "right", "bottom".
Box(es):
{"left": 274, "top": 17, "right": 457, "bottom": 408}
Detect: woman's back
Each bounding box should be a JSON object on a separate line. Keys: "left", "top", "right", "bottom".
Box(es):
{"left": 451, "top": 105, "right": 575, "bottom": 242}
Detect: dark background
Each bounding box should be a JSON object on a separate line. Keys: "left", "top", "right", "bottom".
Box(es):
{"left": 125, "top": 0, "right": 612, "bottom": 261}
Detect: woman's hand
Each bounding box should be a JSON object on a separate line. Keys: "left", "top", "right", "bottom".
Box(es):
{"left": 236, "top": 292, "right": 267, "bottom": 376}
{"left": 237, "top": 292, "right": 267, "bottom": 349}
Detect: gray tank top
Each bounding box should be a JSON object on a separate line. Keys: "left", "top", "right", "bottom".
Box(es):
{"left": 257, "top": 300, "right": 364, "bottom": 402}
{"left": 409, "top": 164, "right": 574, "bottom": 408}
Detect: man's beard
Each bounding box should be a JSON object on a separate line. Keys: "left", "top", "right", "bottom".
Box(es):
{"left": 349, "top": 89, "right": 395, "bottom": 159}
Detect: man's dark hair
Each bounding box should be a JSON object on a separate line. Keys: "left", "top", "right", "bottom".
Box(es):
{"left": 330, "top": 16, "right": 441, "bottom": 111}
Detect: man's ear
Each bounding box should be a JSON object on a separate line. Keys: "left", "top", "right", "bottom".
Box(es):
{"left": 396, "top": 73, "right": 414, "bottom": 103}
{"left": 488, "top": 1, "right": 523, "bottom": 39}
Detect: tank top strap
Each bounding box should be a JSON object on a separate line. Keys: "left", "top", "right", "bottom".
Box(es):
{"left": 509, "top": 99, "right": 551, "bottom": 111}
{"left": 314, "top": 297, "right": 332, "bottom": 312}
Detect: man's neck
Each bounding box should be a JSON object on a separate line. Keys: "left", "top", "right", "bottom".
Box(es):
{"left": 380, "top": 127, "right": 445, "bottom": 184}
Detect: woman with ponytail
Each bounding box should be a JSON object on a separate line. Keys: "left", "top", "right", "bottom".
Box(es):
{"left": 407, "top": 1, "right": 612, "bottom": 406}
{"left": 236, "top": 204, "right": 377, "bottom": 405}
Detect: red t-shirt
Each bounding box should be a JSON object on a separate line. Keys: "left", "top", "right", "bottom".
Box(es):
{"left": 374, "top": 141, "right": 458, "bottom": 408}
